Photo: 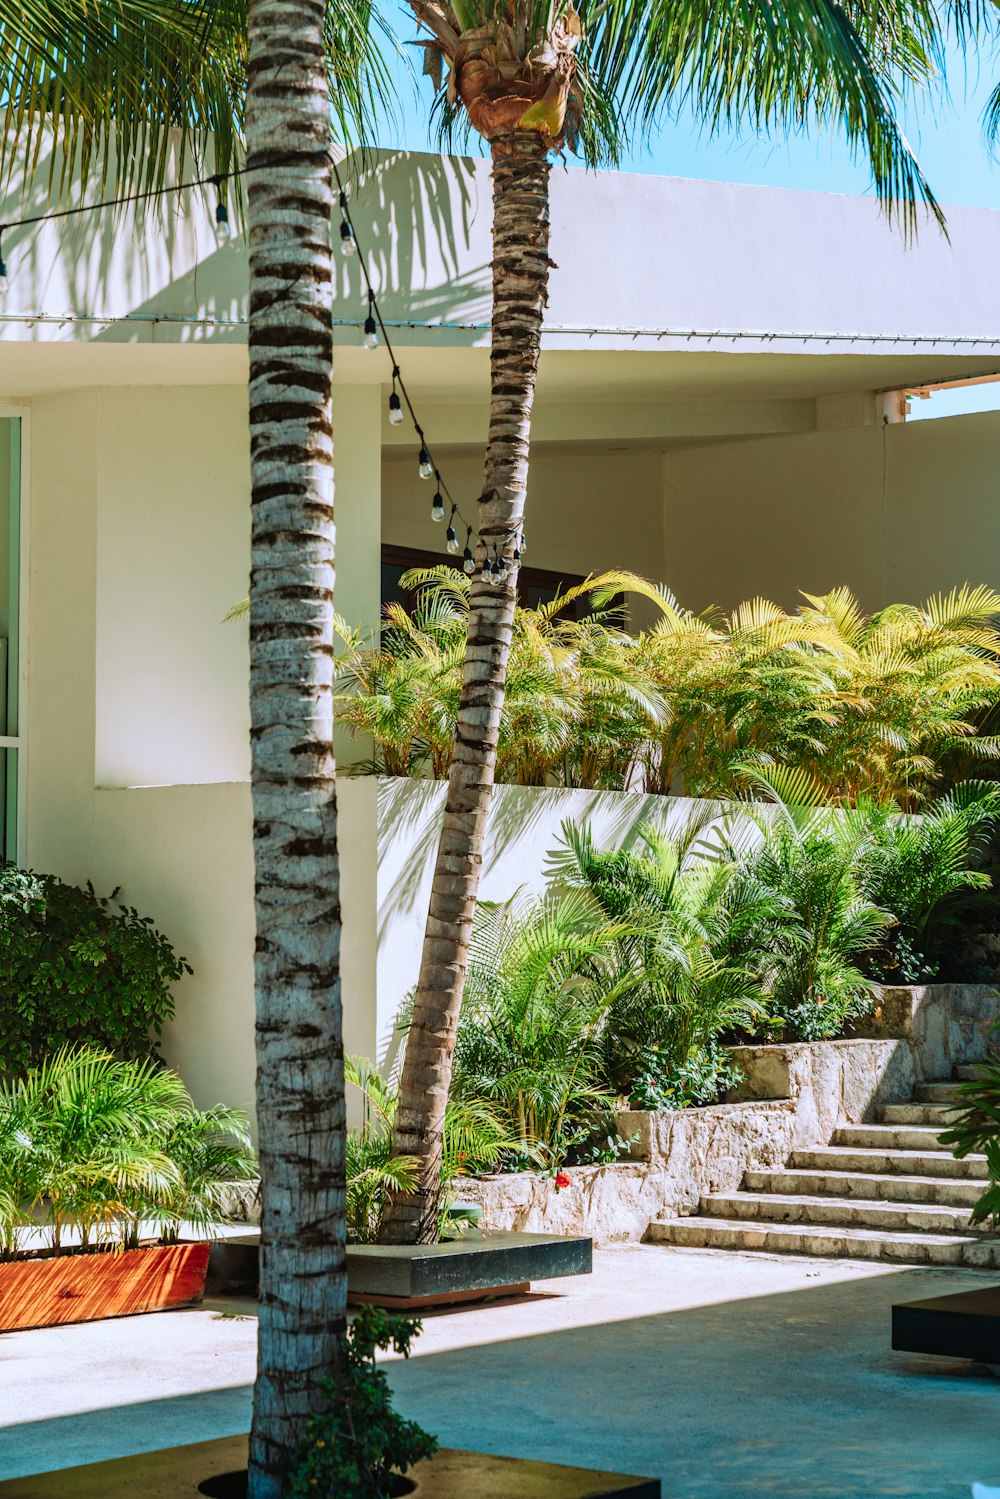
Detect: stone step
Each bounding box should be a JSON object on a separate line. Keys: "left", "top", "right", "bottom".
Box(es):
{"left": 879, "top": 1103, "right": 960, "bottom": 1126}
{"left": 915, "top": 1082, "right": 964, "bottom": 1103}
{"left": 789, "top": 1145, "right": 988, "bottom": 1179}
{"left": 648, "top": 1215, "right": 1000, "bottom": 1267}
{"left": 833, "top": 1123, "right": 949, "bottom": 1151}
{"left": 956, "top": 1065, "right": 983, "bottom": 1081}
{"left": 744, "top": 1168, "right": 984, "bottom": 1208}
{"left": 701, "top": 1191, "right": 977, "bottom": 1235}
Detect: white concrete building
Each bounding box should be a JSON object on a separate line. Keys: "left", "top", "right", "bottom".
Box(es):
{"left": 4, "top": 148, "right": 1000, "bottom": 1111}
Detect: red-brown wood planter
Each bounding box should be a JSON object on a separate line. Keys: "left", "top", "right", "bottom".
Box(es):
{"left": 0, "top": 1243, "right": 210, "bottom": 1332}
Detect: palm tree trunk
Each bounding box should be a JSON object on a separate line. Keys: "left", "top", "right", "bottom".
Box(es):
{"left": 244, "top": 0, "right": 343, "bottom": 1492}
{"left": 382, "top": 130, "right": 552, "bottom": 1244}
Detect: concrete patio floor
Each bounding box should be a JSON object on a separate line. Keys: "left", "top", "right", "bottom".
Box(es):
{"left": 1, "top": 1245, "right": 997, "bottom": 1498}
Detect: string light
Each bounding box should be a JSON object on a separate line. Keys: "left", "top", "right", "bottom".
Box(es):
{"left": 339, "top": 192, "right": 356, "bottom": 257}
{"left": 388, "top": 367, "right": 404, "bottom": 426}
{"left": 211, "top": 177, "right": 231, "bottom": 245}
{"left": 363, "top": 291, "right": 378, "bottom": 350}
{"left": 0, "top": 155, "right": 524, "bottom": 579}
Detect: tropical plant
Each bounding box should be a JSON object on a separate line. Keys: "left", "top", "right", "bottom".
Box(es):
{"left": 2, "top": 0, "right": 396, "bottom": 1489}
{"left": 345, "top": 1053, "right": 511, "bottom": 1241}
{"left": 0, "top": 1046, "right": 255, "bottom": 1260}
{"left": 796, "top": 586, "right": 1000, "bottom": 807}
{"left": 0, "top": 867, "right": 190, "bottom": 1077}
{"left": 386, "top": 0, "right": 959, "bottom": 1242}
{"left": 554, "top": 821, "right": 774, "bottom": 1098}
{"left": 940, "top": 1049, "right": 1000, "bottom": 1226}
{"left": 288, "top": 1308, "right": 437, "bottom": 1499}
{"left": 338, "top": 580, "right": 1000, "bottom": 810}
{"left": 452, "top": 889, "right": 633, "bottom": 1166}
{"left": 852, "top": 781, "right": 1000, "bottom": 982}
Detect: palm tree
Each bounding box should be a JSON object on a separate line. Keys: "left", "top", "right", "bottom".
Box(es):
{"left": 383, "top": 0, "right": 956, "bottom": 1241}
{"left": 0, "top": 1, "right": 388, "bottom": 1490}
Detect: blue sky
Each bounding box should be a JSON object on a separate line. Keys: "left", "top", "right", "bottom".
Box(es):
{"left": 374, "top": 19, "right": 1000, "bottom": 211}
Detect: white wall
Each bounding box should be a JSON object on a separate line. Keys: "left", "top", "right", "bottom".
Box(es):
{"left": 95, "top": 386, "right": 251, "bottom": 788}
{"left": 382, "top": 445, "right": 667, "bottom": 623}
{"left": 663, "top": 409, "right": 1000, "bottom": 614}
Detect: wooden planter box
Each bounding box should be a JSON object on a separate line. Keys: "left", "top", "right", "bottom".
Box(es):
{"left": 0, "top": 1243, "right": 210, "bottom": 1332}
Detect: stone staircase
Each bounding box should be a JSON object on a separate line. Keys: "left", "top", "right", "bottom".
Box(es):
{"left": 648, "top": 1068, "right": 1000, "bottom": 1266}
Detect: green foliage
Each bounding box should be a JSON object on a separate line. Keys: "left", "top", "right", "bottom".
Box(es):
{"left": 338, "top": 578, "right": 1000, "bottom": 810}
{"left": 453, "top": 890, "right": 632, "bottom": 1167}
{"left": 289, "top": 1308, "right": 437, "bottom": 1499}
{"left": 852, "top": 782, "right": 1000, "bottom": 982}
{"left": 728, "top": 809, "right": 892, "bottom": 1042}
{"left": 0, "top": 1046, "right": 255, "bottom": 1260}
{"left": 629, "top": 1039, "right": 745, "bottom": 1111}
{"left": 0, "top": 868, "right": 191, "bottom": 1077}
{"left": 940, "top": 1051, "right": 1000, "bottom": 1226}
{"left": 345, "top": 1054, "right": 511, "bottom": 1242}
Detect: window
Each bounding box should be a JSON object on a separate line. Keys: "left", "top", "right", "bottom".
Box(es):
{"left": 0, "top": 416, "right": 24, "bottom": 864}
{"left": 380, "top": 545, "right": 595, "bottom": 620}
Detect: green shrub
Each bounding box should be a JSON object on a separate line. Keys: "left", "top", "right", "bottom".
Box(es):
{"left": 289, "top": 1309, "right": 437, "bottom": 1499}
{"left": 336, "top": 573, "right": 1000, "bottom": 808}
{"left": 345, "top": 1055, "right": 510, "bottom": 1242}
{"left": 0, "top": 1046, "right": 254, "bottom": 1259}
{"left": 0, "top": 868, "right": 190, "bottom": 1075}
{"left": 940, "top": 1050, "right": 1000, "bottom": 1225}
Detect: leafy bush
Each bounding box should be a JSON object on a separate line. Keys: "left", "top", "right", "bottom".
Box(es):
{"left": 940, "top": 1050, "right": 1000, "bottom": 1225}
{"left": 852, "top": 782, "right": 1000, "bottom": 983}
{"left": 289, "top": 1309, "right": 436, "bottom": 1499}
{"left": 337, "top": 572, "right": 1000, "bottom": 808}
{"left": 555, "top": 822, "right": 771, "bottom": 1093}
{"left": 453, "top": 890, "right": 633, "bottom": 1169}
{"left": 0, "top": 1046, "right": 254, "bottom": 1260}
{"left": 0, "top": 868, "right": 190, "bottom": 1075}
{"left": 345, "top": 1055, "right": 511, "bottom": 1242}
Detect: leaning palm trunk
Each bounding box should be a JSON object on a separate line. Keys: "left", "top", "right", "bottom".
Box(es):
{"left": 245, "top": 0, "right": 343, "bottom": 1490}
{"left": 382, "top": 130, "right": 551, "bottom": 1243}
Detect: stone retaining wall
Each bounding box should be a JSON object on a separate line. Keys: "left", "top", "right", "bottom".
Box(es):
{"left": 457, "top": 983, "right": 998, "bottom": 1246}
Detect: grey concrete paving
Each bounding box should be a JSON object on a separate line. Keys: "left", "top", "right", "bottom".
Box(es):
{"left": 1, "top": 1246, "right": 999, "bottom": 1498}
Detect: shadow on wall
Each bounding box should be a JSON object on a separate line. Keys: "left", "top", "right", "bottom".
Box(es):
{"left": 2, "top": 139, "right": 488, "bottom": 336}
{"left": 374, "top": 776, "right": 769, "bottom": 1062}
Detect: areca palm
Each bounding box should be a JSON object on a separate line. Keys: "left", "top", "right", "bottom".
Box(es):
{"left": 385, "top": 0, "right": 956, "bottom": 1240}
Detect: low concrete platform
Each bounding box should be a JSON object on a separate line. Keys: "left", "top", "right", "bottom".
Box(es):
{"left": 210, "top": 1230, "right": 593, "bottom": 1307}
{"left": 892, "top": 1284, "right": 1000, "bottom": 1362}
{"left": 0, "top": 1434, "right": 660, "bottom": 1499}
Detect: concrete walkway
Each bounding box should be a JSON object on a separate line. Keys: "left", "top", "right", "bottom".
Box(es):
{"left": 1, "top": 1246, "right": 998, "bottom": 1498}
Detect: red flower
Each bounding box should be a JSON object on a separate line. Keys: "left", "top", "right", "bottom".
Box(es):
{"left": 554, "top": 1171, "right": 572, "bottom": 1190}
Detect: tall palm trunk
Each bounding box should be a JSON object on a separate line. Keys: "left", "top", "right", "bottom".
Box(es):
{"left": 383, "top": 130, "right": 552, "bottom": 1243}
{"left": 245, "top": 0, "right": 343, "bottom": 1491}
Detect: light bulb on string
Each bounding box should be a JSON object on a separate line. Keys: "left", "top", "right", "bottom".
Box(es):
{"left": 431, "top": 490, "right": 445, "bottom": 523}
{"left": 446, "top": 507, "right": 460, "bottom": 554}
{"left": 388, "top": 368, "right": 404, "bottom": 426}
{"left": 211, "top": 178, "right": 231, "bottom": 245}
{"left": 339, "top": 193, "right": 356, "bottom": 256}
{"left": 496, "top": 548, "right": 508, "bottom": 584}
{"left": 363, "top": 292, "right": 378, "bottom": 351}
{"left": 519, "top": 529, "right": 527, "bottom": 555}
{"left": 463, "top": 530, "right": 475, "bottom": 575}
{"left": 418, "top": 444, "right": 434, "bottom": 481}
{"left": 0, "top": 232, "right": 8, "bottom": 298}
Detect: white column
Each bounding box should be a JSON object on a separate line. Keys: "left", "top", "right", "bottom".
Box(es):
{"left": 333, "top": 381, "right": 382, "bottom": 667}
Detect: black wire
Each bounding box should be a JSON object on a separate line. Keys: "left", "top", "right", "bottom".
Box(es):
{"left": 0, "top": 153, "right": 524, "bottom": 563}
